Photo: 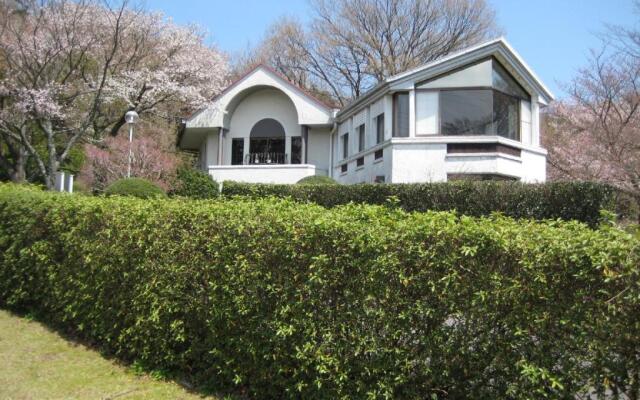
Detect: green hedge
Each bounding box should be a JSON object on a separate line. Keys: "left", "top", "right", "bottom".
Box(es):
{"left": 105, "top": 177, "right": 166, "bottom": 199}
{"left": 0, "top": 184, "right": 638, "bottom": 399}
{"left": 171, "top": 167, "right": 219, "bottom": 199}
{"left": 222, "top": 181, "right": 614, "bottom": 226}
{"left": 296, "top": 175, "right": 338, "bottom": 185}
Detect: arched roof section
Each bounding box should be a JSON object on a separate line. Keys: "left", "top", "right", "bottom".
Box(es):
{"left": 186, "top": 65, "right": 335, "bottom": 129}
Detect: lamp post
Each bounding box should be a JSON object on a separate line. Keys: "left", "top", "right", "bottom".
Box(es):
{"left": 124, "top": 110, "right": 139, "bottom": 178}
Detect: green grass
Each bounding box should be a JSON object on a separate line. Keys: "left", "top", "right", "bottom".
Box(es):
{"left": 0, "top": 309, "right": 216, "bottom": 400}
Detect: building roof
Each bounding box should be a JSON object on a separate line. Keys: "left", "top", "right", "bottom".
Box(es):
{"left": 336, "top": 37, "right": 554, "bottom": 121}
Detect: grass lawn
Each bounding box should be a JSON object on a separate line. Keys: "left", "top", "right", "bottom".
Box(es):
{"left": 0, "top": 309, "right": 216, "bottom": 400}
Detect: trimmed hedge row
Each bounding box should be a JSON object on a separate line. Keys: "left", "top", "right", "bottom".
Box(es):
{"left": 1, "top": 184, "right": 639, "bottom": 399}
{"left": 221, "top": 181, "right": 615, "bottom": 226}
{"left": 105, "top": 177, "right": 166, "bottom": 198}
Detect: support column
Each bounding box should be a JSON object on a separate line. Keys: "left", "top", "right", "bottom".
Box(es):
{"left": 409, "top": 89, "right": 416, "bottom": 138}
{"left": 531, "top": 95, "right": 540, "bottom": 146}
{"left": 301, "top": 125, "right": 309, "bottom": 164}
{"left": 217, "top": 128, "right": 224, "bottom": 165}
{"left": 384, "top": 94, "right": 393, "bottom": 140}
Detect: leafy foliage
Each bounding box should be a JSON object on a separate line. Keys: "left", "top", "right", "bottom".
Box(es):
{"left": 104, "top": 178, "right": 166, "bottom": 199}
{"left": 0, "top": 184, "right": 638, "bottom": 398}
{"left": 223, "top": 180, "right": 615, "bottom": 226}
{"left": 171, "top": 167, "right": 219, "bottom": 199}
{"left": 296, "top": 175, "right": 337, "bottom": 185}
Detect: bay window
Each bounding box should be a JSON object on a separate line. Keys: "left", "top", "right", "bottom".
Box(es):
{"left": 417, "top": 58, "right": 529, "bottom": 141}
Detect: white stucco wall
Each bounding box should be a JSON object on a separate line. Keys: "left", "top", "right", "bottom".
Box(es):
{"left": 390, "top": 143, "right": 447, "bottom": 183}
{"left": 205, "top": 130, "right": 219, "bottom": 166}
{"left": 335, "top": 150, "right": 390, "bottom": 184}
{"left": 445, "top": 153, "right": 523, "bottom": 179}
{"left": 520, "top": 148, "right": 547, "bottom": 182}
{"left": 224, "top": 88, "right": 300, "bottom": 165}
{"left": 307, "top": 127, "right": 331, "bottom": 171}
{"left": 210, "top": 165, "right": 324, "bottom": 184}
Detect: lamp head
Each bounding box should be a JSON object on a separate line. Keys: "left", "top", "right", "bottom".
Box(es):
{"left": 125, "top": 110, "right": 139, "bottom": 125}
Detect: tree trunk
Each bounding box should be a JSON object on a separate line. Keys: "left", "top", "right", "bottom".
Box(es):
{"left": 8, "top": 150, "right": 26, "bottom": 183}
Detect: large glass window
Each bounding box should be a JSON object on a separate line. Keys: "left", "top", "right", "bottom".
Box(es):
{"left": 393, "top": 92, "right": 409, "bottom": 137}
{"left": 231, "top": 138, "right": 244, "bottom": 165}
{"left": 440, "top": 89, "right": 521, "bottom": 140}
{"left": 493, "top": 91, "right": 520, "bottom": 140}
{"left": 435, "top": 59, "right": 527, "bottom": 140}
{"left": 291, "top": 136, "right": 302, "bottom": 164}
{"left": 441, "top": 89, "right": 494, "bottom": 136}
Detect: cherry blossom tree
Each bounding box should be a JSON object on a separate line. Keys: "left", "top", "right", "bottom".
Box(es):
{"left": 0, "top": 0, "right": 227, "bottom": 188}
{"left": 80, "top": 133, "right": 180, "bottom": 191}
{"left": 545, "top": 36, "right": 640, "bottom": 214}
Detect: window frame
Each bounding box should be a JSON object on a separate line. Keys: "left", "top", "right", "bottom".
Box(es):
{"left": 437, "top": 86, "right": 522, "bottom": 141}
{"left": 231, "top": 138, "right": 244, "bottom": 165}
{"left": 357, "top": 124, "right": 365, "bottom": 152}
{"left": 375, "top": 113, "right": 385, "bottom": 144}
{"left": 291, "top": 136, "right": 303, "bottom": 165}
{"left": 341, "top": 133, "right": 349, "bottom": 159}
{"left": 393, "top": 92, "right": 410, "bottom": 138}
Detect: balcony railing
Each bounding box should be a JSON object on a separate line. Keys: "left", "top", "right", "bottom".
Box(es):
{"left": 245, "top": 152, "right": 288, "bottom": 165}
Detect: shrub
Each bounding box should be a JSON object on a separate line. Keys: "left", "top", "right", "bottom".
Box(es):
{"left": 296, "top": 175, "right": 337, "bottom": 185}
{"left": 222, "top": 180, "right": 614, "bottom": 226}
{"left": 81, "top": 135, "right": 179, "bottom": 192}
{"left": 104, "top": 178, "right": 166, "bottom": 199}
{"left": 0, "top": 183, "right": 638, "bottom": 398}
{"left": 171, "top": 167, "right": 219, "bottom": 199}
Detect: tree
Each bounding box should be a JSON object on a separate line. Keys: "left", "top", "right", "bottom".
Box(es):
{"left": 80, "top": 132, "right": 180, "bottom": 191}
{"left": 0, "top": 0, "right": 227, "bottom": 188}
{"left": 545, "top": 12, "right": 640, "bottom": 213}
{"left": 238, "top": 0, "right": 498, "bottom": 106}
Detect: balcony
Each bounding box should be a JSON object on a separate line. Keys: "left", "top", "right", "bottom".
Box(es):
{"left": 245, "top": 152, "right": 288, "bottom": 165}
{"left": 208, "top": 163, "right": 326, "bottom": 184}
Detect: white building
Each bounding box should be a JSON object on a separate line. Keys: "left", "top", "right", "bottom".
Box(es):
{"left": 178, "top": 38, "right": 554, "bottom": 184}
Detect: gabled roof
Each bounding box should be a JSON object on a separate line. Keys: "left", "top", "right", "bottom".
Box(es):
{"left": 220, "top": 63, "right": 336, "bottom": 111}
{"left": 336, "top": 37, "right": 554, "bottom": 121}
{"left": 184, "top": 64, "right": 335, "bottom": 130}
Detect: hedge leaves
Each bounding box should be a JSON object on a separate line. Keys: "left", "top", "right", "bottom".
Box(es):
{"left": 0, "top": 184, "right": 638, "bottom": 399}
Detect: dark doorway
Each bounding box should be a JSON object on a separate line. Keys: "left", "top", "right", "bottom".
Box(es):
{"left": 248, "top": 118, "right": 286, "bottom": 164}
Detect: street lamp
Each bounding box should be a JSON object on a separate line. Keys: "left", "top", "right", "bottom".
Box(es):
{"left": 125, "top": 110, "right": 139, "bottom": 178}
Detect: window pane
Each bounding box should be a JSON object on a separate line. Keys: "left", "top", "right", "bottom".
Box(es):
{"left": 492, "top": 60, "right": 528, "bottom": 99}
{"left": 393, "top": 93, "right": 409, "bottom": 137}
{"left": 416, "top": 91, "right": 438, "bottom": 135}
{"left": 231, "top": 138, "right": 244, "bottom": 165}
{"left": 441, "top": 90, "right": 493, "bottom": 135}
{"left": 376, "top": 114, "right": 385, "bottom": 144}
{"left": 342, "top": 133, "right": 349, "bottom": 159}
{"left": 493, "top": 91, "right": 520, "bottom": 140}
{"left": 358, "top": 125, "right": 365, "bottom": 152}
{"left": 291, "top": 136, "right": 302, "bottom": 164}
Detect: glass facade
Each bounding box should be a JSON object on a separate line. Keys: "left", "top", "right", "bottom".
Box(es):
{"left": 439, "top": 60, "right": 526, "bottom": 140}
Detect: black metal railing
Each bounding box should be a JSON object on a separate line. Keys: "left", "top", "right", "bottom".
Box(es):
{"left": 245, "top": 152, "right": 288, "bottom": 165}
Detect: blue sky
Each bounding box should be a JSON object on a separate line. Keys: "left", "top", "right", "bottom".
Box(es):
{"left": 145, "top": 0, "right": 637, "bottom": 98}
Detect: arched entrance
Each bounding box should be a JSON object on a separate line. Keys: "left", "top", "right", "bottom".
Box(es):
{"left": 248, "top": 118, "right": 286, "bottom": 164}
